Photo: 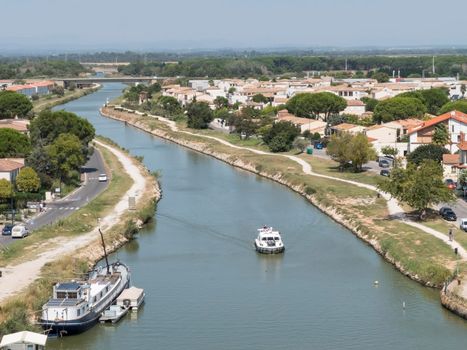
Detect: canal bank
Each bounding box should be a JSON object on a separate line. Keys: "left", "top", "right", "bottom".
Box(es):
{"left": 99, "top": 106, "right": 461, "bottom": 289}
{"left": 46, "top": 83, "right": 467, "bottom": 350}
{"left": 0, "top": 138, "right": 159, "bottom": 333}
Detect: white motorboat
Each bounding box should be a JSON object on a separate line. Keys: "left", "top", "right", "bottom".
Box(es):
{"left": 254, "top": 226, "right": 285, "bottom": 254}
{"left": 99, "top": 304, "right": 129, "bottom": 324}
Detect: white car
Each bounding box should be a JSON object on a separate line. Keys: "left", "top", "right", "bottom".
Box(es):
{"left": 98, "top": 174, "right": 108, "bottom": 182}
{"left": 11, "top": 225, "right": 29, "bottom": 238}
{"left": 460, "top": 218, "right": 467, "bottom": 232}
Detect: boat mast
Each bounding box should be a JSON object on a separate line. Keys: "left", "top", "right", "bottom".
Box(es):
{"left": 99, "top": 228, "right": 110, "bottom": 275}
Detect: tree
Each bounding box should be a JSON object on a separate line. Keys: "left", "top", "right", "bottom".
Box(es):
{"left": 326, "top": 133, "right": 353, "bottom": 171}
{"left": 461, "top": 84, "right": 466, "bottom": 98}
{"left": 186, "top": 101, "right": 213, "bottom": 129}
{"left": 361, "top": 97, "right": 379, "bottom": 112}
{"left": 293, "top": 138, "right": 309, "bottom": 153}
{"left": 29, "top": 110, "right": 95, "bottom": 148}
{"left": 231, "top": 113, "right": 259, "bottom": 138}
{"left": 373, "top": 97, "right": 427, "bottom": 123}
{"left": 399, "top": 88, "right": 449, "bottom": 115}
{"left": 46, "top": 133, "right": 85, "bottom": 183}
{"left": 0, "top": 91, "right": 33, "bottom": 119}
{"left": 286, "top": 92, "right": 347, "bottom": 121}
{"left": 438, "top": 100, "right": 467, "bottom": 115}
{"left": 378, "top": 160, "right": 454, "bottom": 219}
{"left": 432, "top": 123, "right": 450, "bottom": 146}
{"left": 381, "top": 146, "right": 398, "bottom": 157}
{"left": 252, "top": 94, "right": 268, "bottom": 104}
{"left": 213, "top": 96, "right": 229, "bottom": 109}
{"left": 51, "top": 85, "right": 65, "bottom": 97}
{"left": 0, "top": 129, "right": 32, "bottom": 158}
{"left": 263, "top": 121, "right": 300, "bottom": 153}
{"left": 16, "top": 167, "right": 41, "bottom": 192}
{"left": 156, "top": 96, "right": 182, "bottom": 116}
{"left": 372, "top": 71, "right": 390, "bottom": 83}
{"left": 228, "top": 87, "right": 236, "bottom": 95}
{"left": 348, "top": 133, "right": 377, "bottom": 172}
{"left": 407, "top": 144, "right": 450, "bottom": 165}
{"left": 0, "top": 179, "right": 13, "bottom": 200}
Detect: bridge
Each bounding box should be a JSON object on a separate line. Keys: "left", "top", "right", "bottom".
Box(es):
{"left": 56, "top": 77, "right": 158, "bottom": 88}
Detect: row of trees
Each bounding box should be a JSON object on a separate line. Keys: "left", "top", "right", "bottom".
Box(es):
{"left": 0, "top": 60, "right": 88, "bottom": 79}
{"left": 118, "top": 55, "right": 467, "bottom": 78}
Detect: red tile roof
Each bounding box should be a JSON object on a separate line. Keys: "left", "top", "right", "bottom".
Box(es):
{"left": 408, "top": 110, "right": 467, "bottom": 135}
{"left": 0, "top": 159, "right": 24, "bottom": 172}
{"left": 443, "top": 154, "right": 460, "bottom": 165}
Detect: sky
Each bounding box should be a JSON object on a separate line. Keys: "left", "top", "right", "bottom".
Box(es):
{"left": 2, "top": 0, "right": 467, "bottom": 53}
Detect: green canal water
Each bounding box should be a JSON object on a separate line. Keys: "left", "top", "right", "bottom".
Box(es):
{"left": 48, "top": 84, "right": 467, "bottom": 349}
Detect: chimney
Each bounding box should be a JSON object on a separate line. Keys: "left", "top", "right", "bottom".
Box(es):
{"left": 451, "top": 111, "right": 456, "bottom": 117}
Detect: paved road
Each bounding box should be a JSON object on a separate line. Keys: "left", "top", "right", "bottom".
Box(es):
{"left": 0, "top": 149, "right": 108, "bottom": 246}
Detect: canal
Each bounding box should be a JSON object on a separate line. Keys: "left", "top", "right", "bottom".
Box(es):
{"left": 49, "top": 84, "right": 467, "bottom": 349}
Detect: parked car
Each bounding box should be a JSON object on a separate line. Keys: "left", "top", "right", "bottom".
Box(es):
{"left": 439, "top": 207, "right": 457, "bottom": 221}
{"left": 445, "top": 179, "right": 457, "bottom": 190}
{"left": 379, "top": 159, "right": 390, "bottom": 168}
{"left": 460, "top": 218, "right": 467, "bottom": 231}
{"left": 313, "top": 141, "right": 324, "bottom": 149}
{"left": 11, "top": 225, "right": 29, "bottom": 238}
{"left": 380, "top": 169, "right": 390, "bottom": 177}
{"left": 98, "top": 173, "right": 108, "bottom": 182}
{"left": 1, "top": 224, "right": 14, "bottom": 236}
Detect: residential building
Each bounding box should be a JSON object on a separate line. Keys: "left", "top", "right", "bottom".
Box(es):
{"left": 276, "top": 110, "right": 326, "bottom": 134}
{"left": 0, "top": 158, "right": 25, "bottom": 182}
{"left": 442, "top": 153, "right": 461, "bottom": 180}
{"left": 330, "top": 123, "right": 366, "bottom": 135}
{"left": 408, "top": 110, "right": 467, "bottom": 153}
{"left": 342, "top": 99, "right": 366, "bottom": 116}
{"left": 0, "top": 119, "right": 30, "bottom": 134}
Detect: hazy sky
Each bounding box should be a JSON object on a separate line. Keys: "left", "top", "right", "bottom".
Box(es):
{"left": 2, "top": 0, "right": 467, "bottom": 52}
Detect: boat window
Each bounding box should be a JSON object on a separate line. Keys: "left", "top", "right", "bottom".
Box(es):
{"left": 93, "top": 297, "right": 96, "bottom": 303}
{"left": 68, "top": 292, "right": 77, "bottom": 299}
{"left": 57, "top": 292, "right": 67, "bottom": 299}
{"left": 262, "top": 238, "right": 267, "bottom": 241}
{"left": 77, "top": 309, "right": 81, "bottom": 317}
{"left": 274, "top": 237, "right": 279, "bottom": 240}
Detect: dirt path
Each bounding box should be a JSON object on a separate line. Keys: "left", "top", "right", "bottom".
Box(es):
{"left": 0, "top": 141, "right": 146, "bottom": 304}
{"left": 148, "top": 112, "right": 467, "bottom": 260}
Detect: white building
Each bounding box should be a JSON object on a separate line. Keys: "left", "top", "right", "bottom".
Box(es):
{"left": 408, "top": 110, "right": 467, "bottom": 153}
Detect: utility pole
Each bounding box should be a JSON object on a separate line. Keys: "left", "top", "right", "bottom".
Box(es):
{"left": 345, "top": 58, "right": 348, "bottom": 72}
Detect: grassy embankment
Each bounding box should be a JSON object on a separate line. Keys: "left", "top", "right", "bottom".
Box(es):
{"left": 32, "top": 85, "right": 101, "bottom": 114}
{"left": 102, "top": 107, "right": 461, "bottom": 287}
{"left": 0, "top": 138, "right": 158, "bottom": 335}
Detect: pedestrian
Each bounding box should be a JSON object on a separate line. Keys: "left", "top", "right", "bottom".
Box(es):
{"left": 449, "top": 228, "right": 453, "bottom": 242}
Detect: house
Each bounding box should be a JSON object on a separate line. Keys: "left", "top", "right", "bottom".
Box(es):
{"left": 276, "top": 110, "right": 326, "bottom": 134}
{"left": 0, "top": 331, "right": 47, "bottom": 350}
{"left": 330, "top": 123, "right": 366, "bottom": 135}
{"left": 0, "top": 119, "right": 30, "bottom": 134}
{"left": 408, "top": 110, "right": 467, "bottom": 153}
{"left": 442, "top": 154, "right": 461, "bottom": 180}
{"left": 0, "top": 159, "right": 24, "bottom": 182}
{"left": 342, "top": 99, "right": 366, "bottom": 116}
